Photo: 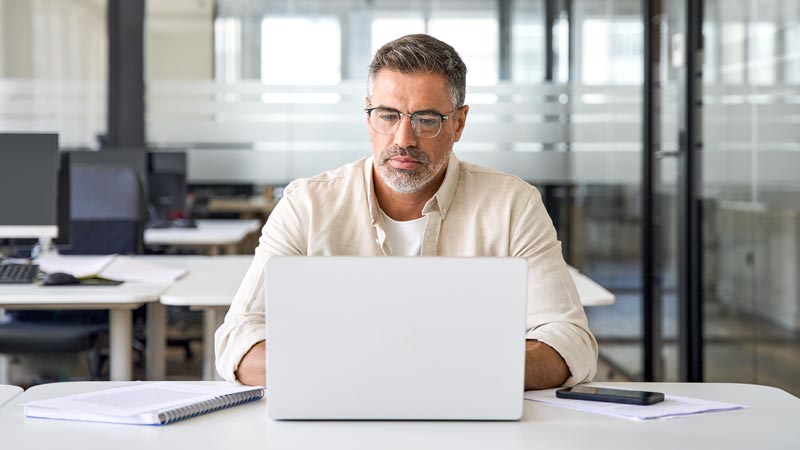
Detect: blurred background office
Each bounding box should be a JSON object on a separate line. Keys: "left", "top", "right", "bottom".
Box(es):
{"left": 0, "top": 0, "right": 797, "bottom": 395}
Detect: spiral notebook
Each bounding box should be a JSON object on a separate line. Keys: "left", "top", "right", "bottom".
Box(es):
{"left": 24, "top": 382, "right": 264, "bottom": 426}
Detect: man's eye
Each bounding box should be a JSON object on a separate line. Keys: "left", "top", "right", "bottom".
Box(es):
{"left": 378, "top": 113, "right": 399, "bottom": 122}
{"left": 416, "top": 117, "right": 438, "bottom": 127}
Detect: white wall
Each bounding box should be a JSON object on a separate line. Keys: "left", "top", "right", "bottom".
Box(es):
{"left": 146, "top": 0, "right": 213, "bottom": 80}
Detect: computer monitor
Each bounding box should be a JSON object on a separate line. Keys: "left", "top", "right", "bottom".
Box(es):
{"left": 0, "top": 133, "right": 60, "bottom": 240}
{"left": 147, "top": 151, "right": 188, "bottom": 224}
{"left": 53, "top": 151, "right": 71, "bottom": 248}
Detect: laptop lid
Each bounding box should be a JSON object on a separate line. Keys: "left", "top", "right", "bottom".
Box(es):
{"left": 265, "top": 256, "right": 527, "bottom": 420}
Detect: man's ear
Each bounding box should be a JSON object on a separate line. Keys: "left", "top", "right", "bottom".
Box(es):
{"left": 453, "top": 105, "right": 469, "bottom": 142}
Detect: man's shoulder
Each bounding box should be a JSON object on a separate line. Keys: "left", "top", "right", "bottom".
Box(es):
{"left": 283, "top": 157, "right": 369, "bottom": 197}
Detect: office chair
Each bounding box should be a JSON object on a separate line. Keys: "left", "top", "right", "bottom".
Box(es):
{"left": 0, "top": 164, "right": 145, "bottom": 382}
{"left": 64, "top": 164, "right": 145, "bottom": 255}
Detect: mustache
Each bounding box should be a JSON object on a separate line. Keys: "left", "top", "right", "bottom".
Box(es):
{"left": 379, "top": 146, "right": 429, "bottom": 165}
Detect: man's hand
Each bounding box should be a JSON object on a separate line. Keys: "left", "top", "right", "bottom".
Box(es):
{"left": 235, "top": 340, "right": 266, "bottom": 386}
{"left": 524, "top": 340, "right": 570, "bottom": 390}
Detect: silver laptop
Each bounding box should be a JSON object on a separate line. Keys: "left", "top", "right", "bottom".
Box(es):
{"left": 264, "top": 256, "right": 527, "bottom": 420}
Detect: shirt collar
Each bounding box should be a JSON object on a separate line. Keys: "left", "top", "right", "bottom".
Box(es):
{"left": 426, "top": 152, "right": 460, "bottom": 219}
{"left": 364, "top": 156, "right": 380, "bottom": 226}
{"left": 363, "top": 152, "right": 461, "bottom": 223}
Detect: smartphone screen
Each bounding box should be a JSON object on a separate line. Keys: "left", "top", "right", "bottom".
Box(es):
{"left": 556, "top": 386, "right": 665, "bottom": 405}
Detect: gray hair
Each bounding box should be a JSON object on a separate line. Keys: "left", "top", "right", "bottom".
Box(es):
{"left": 367, "top": 34, "right": 467, "bottom": 109}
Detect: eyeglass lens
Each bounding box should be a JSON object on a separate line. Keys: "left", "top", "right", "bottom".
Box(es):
{"left": 369, "top": 108, "right": 442, "bottom": 138}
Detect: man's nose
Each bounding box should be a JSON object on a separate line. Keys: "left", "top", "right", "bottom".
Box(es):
{"left": 393, "top": 115, "right": 418, "bottom": 149}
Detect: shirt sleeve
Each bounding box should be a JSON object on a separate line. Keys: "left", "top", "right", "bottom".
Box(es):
{"left": 512, "top": 187, "right": 599, "bottom": 386}
{"left": 214, "top": 185, "right": 307, "bottom": 382}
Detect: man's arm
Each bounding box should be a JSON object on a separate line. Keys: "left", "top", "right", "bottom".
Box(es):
{"left": 235, "top": 340, "right": 266, "bottom": 386}
{"left": 215, "top": 183, "right": 306, "bottom": 382}
{"left": 512, "top": 187, "right": 598, "bottom": 386}
{"left": 524, "top": 340, "right": 570, "bottom": 390}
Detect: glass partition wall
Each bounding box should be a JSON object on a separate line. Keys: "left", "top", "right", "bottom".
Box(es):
{"left": 0, "top": 0, "right": 107, "bottom": 146}
{"left": 6, "top": 0, "right": 794, "bottom": 391}
{"left": 701, "top": 0, "right": 800, "bottom": 394}
{"left": 146, "top": 0, "right": 797, "bottom": 393}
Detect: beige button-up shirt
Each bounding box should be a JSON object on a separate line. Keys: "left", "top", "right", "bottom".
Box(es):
{"left": 215, "top": 154, "right": 598, "bottom": 385}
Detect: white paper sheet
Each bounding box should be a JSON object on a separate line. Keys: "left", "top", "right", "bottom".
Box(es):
{"left": 36, "top": 254, "right": 115, "bottom": 278}
{"left": 524, "top": 387, "right": 747, "bottom": 421}
{"left": 99, "top": 257, "right": 187, "bottom": 284}
{"left": 36, "top": 254, "right": 186, "bottom": 284}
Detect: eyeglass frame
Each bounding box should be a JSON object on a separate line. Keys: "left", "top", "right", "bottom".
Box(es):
{"left": 364, "top": 106, "right": 462, "bottom": 139}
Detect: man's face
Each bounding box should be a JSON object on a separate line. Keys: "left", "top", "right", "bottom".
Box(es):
{"left": 366, "top": 70, "right": 468, "bottom": 194}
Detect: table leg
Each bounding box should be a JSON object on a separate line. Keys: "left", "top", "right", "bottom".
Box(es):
{"left": 145, "top": 302, "right": 166, "bottom": 380}
{"left": 109, "top": 309, "right": 133, "bottom": 381}
{"left": 202, "top": 308, "right": 226, "bottom": 380}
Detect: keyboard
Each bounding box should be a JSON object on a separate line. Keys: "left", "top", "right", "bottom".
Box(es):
{"left": 0, "top": 263, "right": 40, "bottom": 284}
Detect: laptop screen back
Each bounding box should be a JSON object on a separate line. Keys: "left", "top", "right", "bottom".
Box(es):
{"left": 265, "top": 256, "right": 527, "bottom": 420}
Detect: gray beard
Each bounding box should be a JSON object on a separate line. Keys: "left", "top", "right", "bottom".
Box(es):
{"left": 375, "top": 146, "right": 450, "bottom": 194}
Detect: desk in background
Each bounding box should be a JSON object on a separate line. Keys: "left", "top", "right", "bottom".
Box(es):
{"left": 0, "top": 382, "right": 796, "bottom": 449}
{"left": 568, "top": 266, "right": 615, "bottom": 306}
{"left": 156, "top": 258, "right": 614, "bottom": 380}
{"left": 144, "top": 219, "right": 261, "bottom": 255}
{"left": 206, "top": 194, "right": 276, "bottom": 221}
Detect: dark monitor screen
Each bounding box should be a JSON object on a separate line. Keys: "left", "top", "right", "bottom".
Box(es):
{"left": 0, "top": 133, "right": 59, "bottom": 238}
{"left": 148, "top": 152, "right": 188, "bottom": 223}
{"left": 53, "top": 151, "right": 71, "bottom": 246}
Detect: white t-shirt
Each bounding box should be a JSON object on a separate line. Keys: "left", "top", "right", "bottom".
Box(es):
{"left": 379, "top": 209, "right": 428, "bottom": 256}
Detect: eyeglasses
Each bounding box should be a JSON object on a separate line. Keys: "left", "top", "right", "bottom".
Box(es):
{"left": 365, "top": 107, "right": 458, "bottom": 139}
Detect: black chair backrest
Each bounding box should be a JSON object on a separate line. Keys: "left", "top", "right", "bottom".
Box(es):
{"left": 62, "top": 164, "right": 144, "bottom": 255}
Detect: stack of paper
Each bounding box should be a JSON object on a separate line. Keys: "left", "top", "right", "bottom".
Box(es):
{"left": 524, "top": 387, "right": 747, "bottom": 421}
{"left": 100, "top": 258, "right": 186, "bottom": 284}
{"left": 36, "top": 254, "right": 115, "bottom": 279}
{"left": 36, "top": 254, "right": 187, "bottom": 284}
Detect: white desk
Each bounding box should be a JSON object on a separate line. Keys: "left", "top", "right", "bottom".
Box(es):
{"left": 0, "top": 282, "right": 168, "bottom": 382}
{"left": 568, "top": 266, "right": 615, "bottom": 306}
{"left": 0, "top": 384, "right": 22, "bottom": 408}
{"left": 0, "top": 382, "right": 796, "bottom": 449}
{"left": 144, "top": 219, "right": 261, "bottom": 255}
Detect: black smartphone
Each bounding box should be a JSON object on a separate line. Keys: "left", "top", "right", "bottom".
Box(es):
{"left": 556, "top": 386, "right": 665, "bottom": 405}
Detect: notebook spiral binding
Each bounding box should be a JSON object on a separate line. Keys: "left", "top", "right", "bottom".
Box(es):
{"left": 157, "top": 389, "right": 264, "bottom": 425}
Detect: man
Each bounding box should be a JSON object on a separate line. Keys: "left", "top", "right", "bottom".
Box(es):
{"left": 215, "top": 34, "right": 597, "bottom": 390}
